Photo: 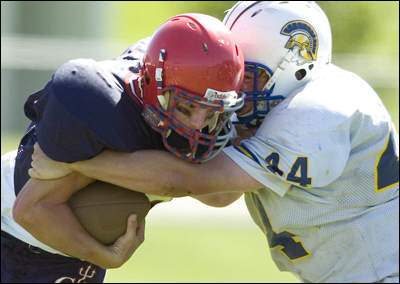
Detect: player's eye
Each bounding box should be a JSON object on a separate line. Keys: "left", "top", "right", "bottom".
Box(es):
{"left": 244, "top": 74, "right": 253, "bottom": 81}
{"left": 176, "top": 105, "right": 191, "bottom": 116}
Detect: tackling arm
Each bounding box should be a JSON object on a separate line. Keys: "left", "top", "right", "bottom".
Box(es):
{"left": 192, "top": 192, "right": 243, "bottom": 207}
{"left": 30, "top": 143, "right": 245, "bottom": 207}
{"left": 70, "top": 149, "right": 264, "bottom": 197}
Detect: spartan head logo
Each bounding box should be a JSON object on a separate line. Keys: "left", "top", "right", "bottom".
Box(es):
{"left": 280, "top": 20, "right": 318, "bottom": 62}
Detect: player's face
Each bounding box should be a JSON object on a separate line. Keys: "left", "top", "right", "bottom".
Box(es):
{"left": 241, "top": 68, "right": 270, "bottom": 93}
{"left": 170, "top": 94, "right": 219, "bottom": 131}
{"left": 237, "top": 68, "right": 270, "bottom": 116}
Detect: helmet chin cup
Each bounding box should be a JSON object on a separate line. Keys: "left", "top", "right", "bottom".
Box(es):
{"left": 142, "top": 86, "right": 242, "bottom": 163}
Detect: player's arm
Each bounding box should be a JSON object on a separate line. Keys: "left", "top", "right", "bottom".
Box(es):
{"left": 30, "top": 142, "right": 263, "bottom": 197}
{"left": 30, "top": 143, "right": 244, "bottom": 207}
{"left": 191, "top": 192, "right": 243, "bottom": 207}
{"left": 69, "top": 149, "right": 264, "bottom": 197}
{"left": 13, "top": 173, "right": 143, "bottom": 269}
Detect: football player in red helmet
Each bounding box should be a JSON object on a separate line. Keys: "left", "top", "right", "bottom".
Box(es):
{"left": 4, "top": 13, "right": 245, "bottom": 283}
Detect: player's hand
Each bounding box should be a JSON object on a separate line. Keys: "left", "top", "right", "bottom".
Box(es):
{"left": 29, "top": 143, "right": 73, "bottom": 180}
{"left": 106, "top": 215, "right": 145, "bottom": 268}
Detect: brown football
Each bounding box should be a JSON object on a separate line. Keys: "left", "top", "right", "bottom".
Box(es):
{"left": 68, "top": 181, "right": 151, "bottom": 245}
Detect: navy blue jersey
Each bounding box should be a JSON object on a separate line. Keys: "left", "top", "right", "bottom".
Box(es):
{"left": 14, "top": 52, "right": 164, "bottom": 195}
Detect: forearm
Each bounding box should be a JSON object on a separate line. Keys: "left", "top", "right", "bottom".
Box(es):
{"left": 71, "top": 149, "right": 262, "bottom": 197}
{"left": 192, "top": 192, "right": 243, "bottom": 207}
{"left": 71, "top": 150, "right": 193, "bottom": 197}
{"left": 13, "top": 175, "right": 115, "bottom": 268}
{"left": 20, "top": 198, "right": 110, "bottom": 267}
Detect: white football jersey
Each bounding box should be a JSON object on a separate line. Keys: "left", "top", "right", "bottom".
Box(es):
{"left": 223, "top": 64, "right": 399, "bottom": 283}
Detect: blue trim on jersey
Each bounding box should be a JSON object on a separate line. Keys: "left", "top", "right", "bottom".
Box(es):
{"left": 249, "top": 193, "right": 310, "bottom": 260}
{"left": 233, "top": 142, "right": 261, "bottom": 166}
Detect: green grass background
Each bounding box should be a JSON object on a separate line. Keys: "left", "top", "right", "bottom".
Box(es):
{"left": 105, "top": 223, "right": 299, "bottom": 283}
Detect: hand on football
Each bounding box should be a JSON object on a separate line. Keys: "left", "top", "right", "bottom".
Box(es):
{"left": 106, "top": 214, "right": 145, "bottom": 268}
{"left": 29, "top": 143, "right": 73, "bottom": 180}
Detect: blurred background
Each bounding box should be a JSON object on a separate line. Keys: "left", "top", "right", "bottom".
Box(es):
{"left": 1, "top": 1, "right": 398, "bottom": 283}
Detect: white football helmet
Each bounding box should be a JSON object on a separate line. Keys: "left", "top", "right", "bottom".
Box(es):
{"left": 223, "top": 1, "right": 332, "bottom": 126}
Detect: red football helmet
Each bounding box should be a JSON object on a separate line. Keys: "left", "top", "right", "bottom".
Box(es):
{"left": 139, "top": 13, "right": 245, "bottom": 163}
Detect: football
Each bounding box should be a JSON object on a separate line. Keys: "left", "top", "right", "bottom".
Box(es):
{"left": 68, "top": 181, "right": 151, "bottom": 245}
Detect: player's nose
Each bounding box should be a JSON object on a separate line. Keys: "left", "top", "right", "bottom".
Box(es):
{"left": 189, "top": 109, "right": 209, "bottom": 130}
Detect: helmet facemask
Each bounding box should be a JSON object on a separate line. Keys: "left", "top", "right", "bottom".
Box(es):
{"left": 236, "top": 62, "right": 284, "bottom": 127}
{"left": 142, "top": 87, "right": 244, "bottom": 163}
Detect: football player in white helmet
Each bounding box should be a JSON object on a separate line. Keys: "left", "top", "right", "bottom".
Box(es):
{"left": 29, "top": 2, "right": 399, "bottom": 283}
{"left": 225, "top": 1, "right": 331, "bottom": 128}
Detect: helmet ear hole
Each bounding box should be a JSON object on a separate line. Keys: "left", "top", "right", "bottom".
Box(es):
{"left": 295, "top": 69, "right": 307, "bottom": 80}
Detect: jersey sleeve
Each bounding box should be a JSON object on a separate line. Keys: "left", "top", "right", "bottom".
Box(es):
{"left": 35, "top": 58, "right": 127, "bottom": 162}
{"left": 224, "top": 144, "right": 291, "bottom": 196}
{"left": 224, "top": 96, "right": 352, "bottom": 196}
